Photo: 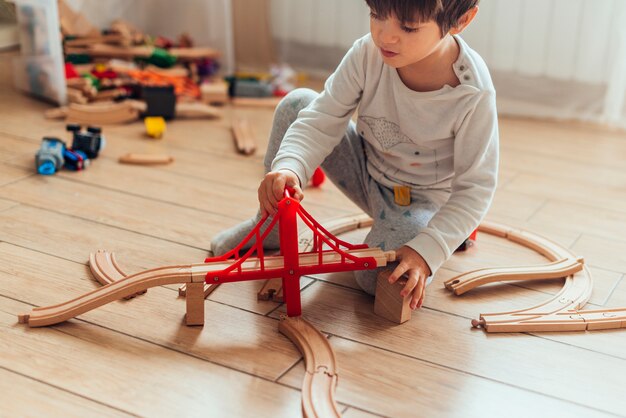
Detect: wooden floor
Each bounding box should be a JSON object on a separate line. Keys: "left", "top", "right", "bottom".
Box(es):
{"left": 1, "top": 56, "right": 626, "bottom": 418}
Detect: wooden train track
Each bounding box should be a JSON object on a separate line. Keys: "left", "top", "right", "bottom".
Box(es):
{"left": 18, "top": 248, "right": 390, "bottom": 327}
{"left": 445, "top": 221, "right": 626, "bottom": 332}
{"left": 279, "top": 316, "right": 341, "bottom": 418}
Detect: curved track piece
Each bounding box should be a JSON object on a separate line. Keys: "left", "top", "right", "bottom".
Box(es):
{"left": 448, "top": 221, "right": 605, "bottom": 332}
{"left": 279, "top": 316, "right": 341, "bottom": 418}
{"left": 66, "top": 101, "right": 140, "bottom": 125}
{"left": 444, "top": 257, "right": 584, "bottom": 295}
{"left": 89, "top": 250, "right": 146, "bottom": 299}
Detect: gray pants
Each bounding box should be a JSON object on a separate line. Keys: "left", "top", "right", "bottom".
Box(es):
{"left": 213, "top": 88, "right": 441, "bottom": 295}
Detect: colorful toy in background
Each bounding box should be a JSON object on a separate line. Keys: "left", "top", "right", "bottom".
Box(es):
{"left": 311, "top": 167, "right": 326, "bottom": 187}
{"left": 66, "top": 124, "right": 105, "bottom": 158}
{"left": 225, "top": 64, "right": 301, "bottom": 99}
{"left": 35, "top": 125, "right": 105, "bottom": 175}
{"left": 35, "top": 137, "right": 65, "bottom": 175}
{"left": 144, "top": 116, "right": 166, "bottom": 139}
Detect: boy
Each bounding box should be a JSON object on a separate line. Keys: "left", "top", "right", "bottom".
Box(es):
{"left": 212, "top": 0, "right": 498, "bottom": 311}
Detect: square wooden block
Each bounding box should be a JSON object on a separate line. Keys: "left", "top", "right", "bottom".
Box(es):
{"left": 374, "top": 270, "right": 412, "bottom": 324}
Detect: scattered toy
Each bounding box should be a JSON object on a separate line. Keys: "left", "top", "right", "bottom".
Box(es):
{"left": 35, "top": 137, "right": 66, "bottom": 175}
{"left": 144, "top": 116, "right": 166, "bottom": 138}
{"left": 118, "top": 153, "right": 173, "bottom": 165}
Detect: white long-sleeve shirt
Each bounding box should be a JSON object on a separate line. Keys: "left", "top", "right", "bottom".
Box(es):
{"left": 272, "top": 33, "right": 499, "bottom": 273}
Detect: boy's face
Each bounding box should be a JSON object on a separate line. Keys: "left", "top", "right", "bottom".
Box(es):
{"left": 369, "top": 10, "right": 449, "bottom": 69}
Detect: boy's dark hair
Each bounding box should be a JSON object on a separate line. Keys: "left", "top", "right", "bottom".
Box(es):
{"left": 365, "top": 0, "right": 479, "bottom": 35}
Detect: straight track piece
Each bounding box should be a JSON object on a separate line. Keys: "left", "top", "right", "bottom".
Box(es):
{"left": 231, "top": 118, "right": 257, "bottom": 155}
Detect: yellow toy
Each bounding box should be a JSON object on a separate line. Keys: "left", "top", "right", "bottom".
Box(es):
{"left": 144, "top": 116, "right": 166, "bottom": 139}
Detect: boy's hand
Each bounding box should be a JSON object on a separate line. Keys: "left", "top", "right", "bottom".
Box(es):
{"left": 258, "top": 169, "right": 304, "bottom": 217}
{"left": 388, "top": 246, "right": 432, "bottom": 310}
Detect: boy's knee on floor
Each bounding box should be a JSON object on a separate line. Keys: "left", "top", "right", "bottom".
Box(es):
{"left": 276, "top": 88, "right": 317, "bottom": 116}
{"left": 354, "top": 269, "right": 378, "bottom": 296}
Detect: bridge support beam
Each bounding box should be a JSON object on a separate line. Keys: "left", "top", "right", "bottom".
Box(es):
{"left": 185, "top": 282, "right": 205, "bottom": 326}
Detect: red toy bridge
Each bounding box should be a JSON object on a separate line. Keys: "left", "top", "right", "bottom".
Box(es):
{"left": 19, "top": 190, "right": 392, "bottom": 327}
{"left": 203, "top": 189, "right": 388, "bottom": 316}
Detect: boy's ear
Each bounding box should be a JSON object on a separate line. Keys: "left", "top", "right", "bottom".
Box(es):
{"left": 449, "top": 6, "right": 479, "bottom": 35}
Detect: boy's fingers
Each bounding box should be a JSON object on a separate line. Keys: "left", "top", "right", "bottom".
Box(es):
{"left": 401, "top": 271, "right": 418, "bottom": 297}
{"left": 292, "top": 185, "right": 304, "bottom": 201}
{"left": 273, "top": 176, "right": 287, "bottom": 201}
{"left": 414, "top": 278, "right": 426, "bottom": 309}
{"left": 388, "top": 263, "right": 408, "bottom": 284}
{"left": 265, "top": 180, "right": 278, "bottom": 210}
{"left": 417, "top": 286, "right": 426, "bottom": 308}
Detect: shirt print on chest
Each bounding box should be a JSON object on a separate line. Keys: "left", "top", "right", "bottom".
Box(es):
{"left": 358, "top": 115, "right": 441, "bottom": 184}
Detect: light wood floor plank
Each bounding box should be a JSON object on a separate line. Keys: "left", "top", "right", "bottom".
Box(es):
{"left": 271, "top": 281, "right": 626, "bottom": 416}
{"left": 572, "top": 234, "right": 626, "bottom": 274}
{"left": 0, "top": 297, "right": 301, "bottom": 417}
{"left": 279, "top": 336, "right": 613, "bottom": 418}
{"left": 0, "top": 205, "right": 205, "bottom": 270}
{"left": 502, "top": 173, "right": 626, "bottom": 214}
{"left": 0, "top": 367, "right": 132, "bottom": 417}
{"left": 0, "top": 173, "right": 234, "bottom": 249}
{"left": 0, "top": 243, "right": 301, "bottom": 381}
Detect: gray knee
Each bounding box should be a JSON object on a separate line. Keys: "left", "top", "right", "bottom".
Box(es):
{"left": 275, "top": 88, "right": 318, "bottom": 120}
{"left": 354, "top": 269, "right": 378, "bottom": 296}
{"left": 265, "top": 88, "right": 318, "bottom": 170}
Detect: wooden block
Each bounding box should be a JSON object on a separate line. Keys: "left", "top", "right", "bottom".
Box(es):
{"left": 374, "top": 270, "right": 412, "bottom": 324}
{"left": 201, "top": 80, "right": 229, "bottom": 105}
{"left": 185, "top": 282, "right": 205, "bottom": 326}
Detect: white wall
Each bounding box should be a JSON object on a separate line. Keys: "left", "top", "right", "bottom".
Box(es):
{"left": 270, "top": 0, "right": 626, "bottom": 128}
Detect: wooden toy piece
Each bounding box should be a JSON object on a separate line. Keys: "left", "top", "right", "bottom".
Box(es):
{"left": 175, "top": 102, "right": 222, "bottom": 119}
{"left": 278, "top": 316, "right": 340, "bottom": 418}
{"left": 450, "top": 221, "right": 599, "bottom": 333}
{"left": 66, "top": 101, "right": 140, "bottom": 125}
{"left": 93, "top": 88, "right": 127, "bottom": 102}
{"left": 444, "top": 257, "right": 585, "bottom": 295}
{"left": 178, "top": 283, "right": 219, "bottom": 299}
{"left": 231, "top": 118, "right": 257, "bottom": 155}
{"left": 257, "top": 277, "right": 284, "bottom": 302}
{"left": 44, "top": 107, "right": 68, "bottom": 120}
{"left": 19, "top": 246, "right": 391, "bottom": 327}
{"left": 128, "top": 100, "right": 222, "bottom": 120}
{"left": 64, "top": 43, "right": 221, "bottom": 61}
{"left": 88, "top": 250, "right": 146, "bottom": 299}
{"left": 63, "top": 33, "right": 125, "bottom": 48}
{"left": 231, "top": 97, "right": 283, "bottom": 108}
{"left": 374, "top": 270, "right": 412, "bottom": 324}
{"left": 118, "top": 153, "right": 174, "bottom": 165}
{"left": 144, "top": 116, "right": 166, "bottom": 139}
{"left": 184, "top": 282, "right": 205, "bottom": 326}
{"left": 66, "top": 87, "right": 88, "bottom": 104}
{"left": 201, "top": 80, "right": 230, "bottom": 105}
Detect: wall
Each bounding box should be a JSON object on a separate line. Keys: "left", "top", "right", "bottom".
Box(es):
{"left": 271, "top": 0, "right": 626, "bottom": 128}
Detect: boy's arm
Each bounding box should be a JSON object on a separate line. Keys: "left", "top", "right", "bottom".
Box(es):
{"left": 270, "top": 38, "right": 368, "bottom": 186}
{"left": 405, "top": 91, "right": 499, "bottom": 275}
